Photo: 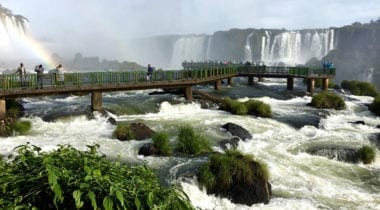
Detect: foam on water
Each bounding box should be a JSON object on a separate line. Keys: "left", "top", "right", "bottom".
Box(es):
{"left": 1, "top": 92, "right": 379, "bottom": 209}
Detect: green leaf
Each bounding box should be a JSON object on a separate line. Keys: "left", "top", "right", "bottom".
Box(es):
{"left": 87, "top": 191, "right": 97, "bottom": 210}
{"left": 84, "top": 165, "right": 91, "bottom": 174}
{"left": 84, "top": 175, "right": 93, "bottom": 182}
{"left": 73, "top": 190, "right": 84, "bottom": 209}
{"left": 103, "top": 196, "right": 114, "bottom": 210}
{"left": 134, "top": 197, "right": 141, "bottom": 210}
{"left": 116, "top": 190, "right": 124, "bottom": 207}
{"left": 93, "top": 169, "right": 102, "bottom": 177}
{"left": 147, "top": 191, "right": 154, "bottom": 207}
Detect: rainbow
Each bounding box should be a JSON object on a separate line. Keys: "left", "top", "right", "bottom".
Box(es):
{"left": 5, "top": 19, "right": 57, "bottom": 70}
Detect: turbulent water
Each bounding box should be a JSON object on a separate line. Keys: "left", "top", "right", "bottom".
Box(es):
{"left": 1, "top": 79, "right": 379, "bottom": 209}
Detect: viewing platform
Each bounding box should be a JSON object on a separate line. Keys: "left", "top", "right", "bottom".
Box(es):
{"left": 0, "top": 63, "right": 335, "bottom": 119}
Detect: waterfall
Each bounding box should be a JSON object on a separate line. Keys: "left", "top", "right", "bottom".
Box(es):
{"left": 261, "top": 29, "right": 335, "bottom": 66}
{"left": 170, "top": 35, "right": 207, "bottom": 69}
{"left": 261, "top": 31, "right": 271, "bottom": 62}
{"left": 205, "top": 36, "right": 213, "bottom": 61}
{"left": 244, "top": 32, "right": 254, "bottom": 62}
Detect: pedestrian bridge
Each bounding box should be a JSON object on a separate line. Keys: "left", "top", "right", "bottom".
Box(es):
{"left": 0, "top": 63, "right": 335, "bottom": 119}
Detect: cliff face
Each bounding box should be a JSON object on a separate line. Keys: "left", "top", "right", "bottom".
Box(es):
{"left": 126, "top": 21, "right": 380, "bottom": 88}
{"left": 327, "top": 24, "right": 380, "bottom": 87}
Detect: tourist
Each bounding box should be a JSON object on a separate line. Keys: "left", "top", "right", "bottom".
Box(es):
{"left": 56, "top": 64, "right": 64, "bottom": 86}
{"left": 16, "top": 63, "right": 26, "bottom": 86}
{"left": 146, "top": 64, "right": 153, "bottom": 83}
{"left": 34, "top": 64, "right": 44, "bottom": 89}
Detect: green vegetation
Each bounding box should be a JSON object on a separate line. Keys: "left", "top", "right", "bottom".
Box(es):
{"left": 152, "top": 132, "right": 173, "bottom": 156}
{"left": 13, "top": 120, "right": 31, "bottom": 135}
{"left": 310, "top": 91, "right": 346, "bottom": 110}
{"left": 0, "top": 144, "right": 193, "bottom": 209}
{"left": 112, "top": 123, "right": 135, "bottom": 140}
{"left": 0, "top": 99, "right": 30, "bottom": 137}
{"left": 175, "top": 125, "right": 213, "bottom": 155}
{"left": 369, "top": 94, "right": 380, "bottom": 116}
{"left": 198, "top": 149, "right": 269, "bottom": 193}
{"left": 341, "top": 80, "right": 378, "bottom": 97}
{"left": 0, "top": 120, "right": 32, "bottom": 137}
{"left": 220, "top": 97, "right": 272, "bottom": 117}
{"left": 358, "top": 145, "right": 376, "bottom": 164}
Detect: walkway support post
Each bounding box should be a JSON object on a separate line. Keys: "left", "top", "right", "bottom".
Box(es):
{"left": 91, "top": 92, "right": 103, "bottom": 111}
{"left": 248, "top": 76, "right": 254, "bottom": 86}
{"left": 227, "top": 77, "right": 233, "bottom": 85}
{"left": 322, "top": 78, "right": 329, "bottom": 90}
{"left": 214, "top": 80, "right": 221, "bottom": 90}
{"left": 307, "top": 78, "right": 315, "bottom": 95}
{"left": 287, "top": 77, "right": 294, "bottom": 90}
{"left": 184, "top": 86, "right": 193, "bottom": 101}
{"left": 0, "top": 98, "right": 5, "bottom": 119}
{"left": 258, "top": 77, "right": 264, "bottom": 82}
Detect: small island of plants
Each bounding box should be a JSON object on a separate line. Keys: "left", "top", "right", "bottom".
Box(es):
{"left": 310, "top": 91, "right": 346, "bottom": 110}
{"left": 220, "top": 97, "right": 272, "bottom": 117}
{"left": 341, "top": 80, "right": 377, "bottom": 97}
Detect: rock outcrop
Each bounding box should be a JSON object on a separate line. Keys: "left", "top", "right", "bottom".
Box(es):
{"left": 222, "top": 122, "right": 252, "bottom": 140}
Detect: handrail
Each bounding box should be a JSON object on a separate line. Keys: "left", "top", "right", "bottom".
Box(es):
{"left": 0, "top": 67, "right": 238, "bottom": 91}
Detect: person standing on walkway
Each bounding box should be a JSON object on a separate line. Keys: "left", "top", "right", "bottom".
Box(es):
{"left": 34, "top": 64, "right": 44, "bottom": 89}
{"left": 56, "top": 64, "right": 64, "bottom": 86}
{"left": 146, "top": 64, "right": 154, "bottom": 83}
{"left": 16, "top": 63, "right": 26, "bottom": 87}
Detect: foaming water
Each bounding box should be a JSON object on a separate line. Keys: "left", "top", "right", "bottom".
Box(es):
{"left": 0, "top": 90, "right": 379, "bottom": 209}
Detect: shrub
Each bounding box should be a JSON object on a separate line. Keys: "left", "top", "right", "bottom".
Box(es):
{"left": 244, "top": 100, "right": 272, "bottom": 117}
{"left": 358, "top": 145, "right": 376, "bottom": 164}
{"left": 198, "top": 149, "right": 269, "bottom": 193}
{"left": 369, "top": 95, "right": 380, "bottom": 116}
{"left": 13, "top": 120, "right": 31, "bottom": 135}
{"left": 5, "top": 99, "right": 24, "bottom": 119}
{"left": 220, "top": 97, "right": 272, "bottom": 117}
{"left": 310, "top": 91, "right": 346, "bottom": 110}
{"left": 231, "top": 102, "right": 248, "bottom": 115}
{"left": 0, "top": 144, "right": 193, "bottom": 209}
{"left": 152, "top": 132, "right": 173, "bottom": 156}
{"left": 112, "top": 123, "right": 134, "bottom": 140}
{"left": 175, "top": 125, "right": 212, "bottom": 155}
{"left": 341, "top": 80, "right": 377, "bottom": 96}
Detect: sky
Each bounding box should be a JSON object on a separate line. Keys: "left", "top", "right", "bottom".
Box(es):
{"left": 1, "top": 0, "right": 380, "bottom": 66}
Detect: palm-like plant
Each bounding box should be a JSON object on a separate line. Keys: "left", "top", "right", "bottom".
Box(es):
{"left": 0, "top": 4, "right": 28, "bottom": 33}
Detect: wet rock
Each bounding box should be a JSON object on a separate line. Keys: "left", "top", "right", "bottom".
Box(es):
{"left": 219, "top": 137, "right": 240, "bottom": 150}
{"left": 138, "top": 143, "right": 159, "bottom": 156}
{"left": 306, "top": 145, "right": 360, "bottom": 163}
{"left": 376, "top": 125, "right": 380, "bottom": 129}
{"left": 107, "top": 117, "right": 116, "bottom": 125}
{"left": 222, "top": 123, "right": 252, "bottom": 140}
{"left": 369, "top": 133, "right": 380, "bottom": 149}
{"left": 130, "top": 122, "right": 155, "bottom": 140}
{"left": 350, "top": 120, "right": 365, "bottom": 125}
{"left": 200, "top": 158, "right": 272, "bottom": 205}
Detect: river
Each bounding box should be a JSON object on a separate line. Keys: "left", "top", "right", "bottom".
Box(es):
{"left": 0, "top": 78, "right": 379, "bottom": 209}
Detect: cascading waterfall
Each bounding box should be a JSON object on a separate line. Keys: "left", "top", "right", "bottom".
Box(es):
{"left": 170, "top": 35, "right": 207, "bottom": 69}
{"left": 261, "top": 29, "right": 335, "bottom": 65}
{"left": 205, "top": 36, "right": 213, "bottom": 61}
{"left": 244, "top": 32, "right": 254, "bottom": 62}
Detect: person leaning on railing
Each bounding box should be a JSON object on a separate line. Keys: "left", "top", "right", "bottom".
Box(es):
{"left": 34, "top": 64, "right": 44, "bottom": 89}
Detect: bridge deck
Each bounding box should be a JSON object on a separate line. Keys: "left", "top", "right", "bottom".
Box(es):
{"left": 0, "top": 64, "right": 335, "bottom": 98}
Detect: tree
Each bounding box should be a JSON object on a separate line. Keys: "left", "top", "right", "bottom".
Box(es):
{"left": 0, "top": 4, "right": 28, "bottom": 33}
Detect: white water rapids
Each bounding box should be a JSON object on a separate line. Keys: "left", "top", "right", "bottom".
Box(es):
{"left": 0, "top": 82, "right": 379, "bottom": 209}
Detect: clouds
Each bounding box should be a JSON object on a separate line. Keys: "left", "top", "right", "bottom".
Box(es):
{"left": 1, "top": 0, "right": 380, "bottom": 62}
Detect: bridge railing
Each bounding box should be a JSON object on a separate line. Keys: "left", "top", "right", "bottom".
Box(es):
{"left": 237, "top": 66, "right": 335, "bottom": 77}
{"left": 0, "top": 67, "right": 237, "bottom": 90}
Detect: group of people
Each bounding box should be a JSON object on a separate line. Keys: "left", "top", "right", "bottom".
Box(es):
{"left": 322, "top": 61, "right": 334, "bottom": 69}
{"left": 16, "top": 63, "right": 64, "bottom": 88}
